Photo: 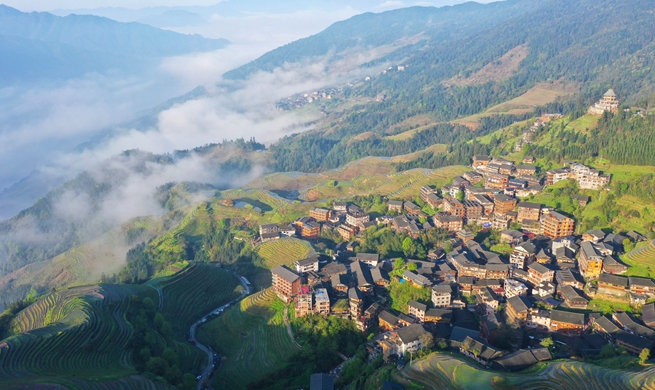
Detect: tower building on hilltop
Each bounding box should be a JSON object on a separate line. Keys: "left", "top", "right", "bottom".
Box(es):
{"left": 588, "top": 89, "right": 620, "bottom": 115}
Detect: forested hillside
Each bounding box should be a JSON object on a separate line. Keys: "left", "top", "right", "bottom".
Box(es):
{"left": 263, "top": 0, "right": 655, "bottom": 173}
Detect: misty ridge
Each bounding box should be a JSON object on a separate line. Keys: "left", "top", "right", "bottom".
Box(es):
{"left": 0, "top": 8, "right": 406, "bottom": 301}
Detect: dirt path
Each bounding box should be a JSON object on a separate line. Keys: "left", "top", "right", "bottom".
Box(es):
{"left": 283, "top": 304, "right": 302, "bottom": 349}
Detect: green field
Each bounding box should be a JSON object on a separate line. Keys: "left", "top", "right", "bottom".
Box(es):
{"left": 402, "top": 352, "right": 655, "bottom": 390}
{"left": 255, "top": 238, "right": 315, "bottom": 270}
{"left": 197, "top": 289, "right": 300, "bottom": 390}
{"left": 0, "top": 284, "right": 159, "bottom": 386}
{"left": 624, "top": 240, "right": 655, "bottom": 278}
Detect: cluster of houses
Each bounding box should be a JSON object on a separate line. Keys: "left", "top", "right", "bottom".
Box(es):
{"left": 259, "top": 202, "right": 375, "bottom": 243}
{"left": 514, "top": 114, "right": 562, "bottom": 153}
{"left": 275, "top": 87, "right": 342, "bottom": 111}
{"left": 258, "top": 149, "right": 653, "bottom": 372}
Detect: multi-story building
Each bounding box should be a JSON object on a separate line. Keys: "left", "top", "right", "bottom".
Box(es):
{"left": 443, "top": 197, "right": 466, "bottom": 218}
{"left": 579, "top": 241, "right": 604, "bottom": 279}
{"left": 408, "top": 300, "right": 427, "bottom": 321}
{"left": 545, "top": 168, "right": 571, "bottom": 186}
{"left": 420, "top": 186, "right": 437, "bottom": 202}
{"left": 588, "top": 89, "right": 620, "bottom": 115}
{"left": 629, "top": 277, "right": 655, "bottom": 294}
{"left": 433, "top": 214, "right": 463, "bottom": 232}
{"left": 431, "top": 285, "right": 452, "bottom": 307}
{"left": 463, "top": 171, "right": 484, "bottom": 185}
{"left": 337, "top": 224, "right": 357, "bottom": 240}
{"left": 515, "top": 165, "right": 537, "bottom": 176}
{"left": 597, "top": 274, "right": 628, "bottom": 295}
{"left": 346, "top": 211, "right": 370, "bottom": 227}
{"left": 472, "top": 155, "right": 491, "bottom": 169}
{"left": 527, "top": 262, "right": 554, "bottom": 287}
{"left": 463, "top": 200, "right": 483, "bottom": 220}
{"left": 555, "top": 269, "right": 584, "bottom": 290}
{"left": 549, "top": 310, "right": 586, "bottom": 335}
{"left": 300, "top": 221, "right": 321, "bottom": 240}
{"left": 295, "top": 286, "right": 313, "bottom": 317}
{"left": 510, "top": 242, "right": 536, "bottom": 269}
{"left": 474, "top": 194, "right": 495, "bottom": 215}
{"left": 517, "top": 202, "right": 541, "bottom": 222}
{"left": 309, "top": 208, "right": 331, "bottom": 221}
{"left": 426, "top": 193, "right": 442, "bottom": 209}
{"left": 560, "top": 285, "right": 589, "bottom": 309}
{"left": 506, "top": 295, "right": 530, "bottom": 324}
{"left": 485, "top": 173, "right": 510, "bottom": 189}
{"left": 577, "top": 171, "right": 611, "bottom": 190}
{"left": 259, "top": 223, "right": 280, "bottom": 242}
{"left": 493, "top": 194, "right": 517, "bottom": 215}
{"left": 272, "top": 265, "right": 301, "bottom": 303}
{"left": 541, "top": 211, "right": 575, "bottom": 239}
{"left": 294, "top": 256, "right": 319, "bottom": 273}
{"left": 404, "top": 201, "right": 422, "bottom": 214}
{"left": 388, "top": 200, "right": 404, "bottom": 213}
{"left": 504, "top": 278, "right": 529, "bottom": 299}
{"left": 314, "top": 288, "right": 330, "bottom": 315}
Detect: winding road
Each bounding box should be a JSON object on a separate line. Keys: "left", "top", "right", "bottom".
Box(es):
{"left": 190, "top": 272, "right": 251, "bottom": 390}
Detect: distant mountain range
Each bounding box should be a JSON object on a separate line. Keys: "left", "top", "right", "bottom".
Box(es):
{"left": 0, "top": 5, "right": 229, "bottom": 84}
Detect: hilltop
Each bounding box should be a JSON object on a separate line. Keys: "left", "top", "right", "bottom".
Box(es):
{"left": 0, "top": 5, "right": 228, "bottom": 84}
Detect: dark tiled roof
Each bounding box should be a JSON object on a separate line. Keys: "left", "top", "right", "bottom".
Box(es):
{"left": 594, "top": 316, "right": 620, "bottom": 334}
{"left": 357, "top": 253, "right": 379, "bottom": 261}
{"left": 432, "top": 284, "right": 453, "bottom": 294}
{"left": 379, "top": 310, "right": 399, "bottom": 326}
{"left": 507, "top": 296, "right": 529, "bottom": 314}
{"left": 528, "top": 262, "right": 551, "bottom": 275}
{"left": 272, "top": 265, "right": 300, "bottom": 283}
{"left": 310, "top": 373, "right": 334, "bottom": 390}
{"left": 643, "top": 303, "right": 655, "bottom": 326}
{"left": 598, "top": 273, "right": 628, "bottom": 287}
{"left": 370, "top": 266, "right": 390, "bottom": 283}
{"left": 629, "top": 276, "right": 655, "bottom": 287}
{"left": 408, "top": 300, "right": 427, "bottom": 312}
{"left": 551, "top": 310, "right": 585, "bottom": 326}
{"left": 615, "top": 330, "right": 655, "bottom": 350}
{"left": 395, "top": 324, "right": 428, "bottom": 344}
{"left": 426, "top": 309, "right": 452, "bottom": 320}
{"left": 351, "top": 261, "right": 373, "bottom": 286}
{"left": 494, "top": 349, "right": 538, "bottom": 371}
{"left": 518, "top": 202, "right": 541, "bottom": 209}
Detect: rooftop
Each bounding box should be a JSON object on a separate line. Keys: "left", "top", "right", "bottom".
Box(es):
{"left": 272, "top": 265, "right": 300, "bottom": 283}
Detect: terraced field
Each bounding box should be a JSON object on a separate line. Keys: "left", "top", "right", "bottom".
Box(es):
{"left": 255, "top": 238, "right": 316, "bottom": 269}
{"left": 403, "top": 352, "right": 655, "bottom": 390}
{"left": 155, "top": 263, "right": 241, "bottom": 331}
{"left": 197, "top": 289, "right": 301, "bottom": 390}
{"left": 624, "top": 240, "right": 655, "bottom": 278}
{"left": 0, "top": 284, "right": 157, "bottom": 386}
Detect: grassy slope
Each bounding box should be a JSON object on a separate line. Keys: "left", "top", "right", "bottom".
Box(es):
{"left": 196, "top": 289, "right": 300, "bottom": 390}
{"left": 452, "top": 82, "right": 576, "bottom": 129}
{"left": 402, "top": 352, "right": 655, "bottom": 390}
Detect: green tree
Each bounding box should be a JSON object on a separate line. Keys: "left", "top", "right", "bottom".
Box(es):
{"left": 146, "top": 357, "right": 169, "bottom": 376}
{"left": 407, "top": 263, "right": 418, "bottom": 271}
{"left": 640, "top": 348, "right": 651, "bottom": 363}
{"left": 402, "top": 237, "right": 416, "bottom": 258}
{"left": 182, "top": 373, "right": 197, "bottom": 390}
{"left": 419, "top": 332, "right": 434, "bottom": 349}
{"left": 161, "top": 321, "right": 173, "bottom": 338}
{"left": 154, "top": 312, "right": 164, "bottom": 330}
{"left": 540, "top": 337, "right": 554, "bottom": 348}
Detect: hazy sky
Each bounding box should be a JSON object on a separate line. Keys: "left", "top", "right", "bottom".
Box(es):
{"left": 2, "top": 1, "right": 227, "bottom": 11}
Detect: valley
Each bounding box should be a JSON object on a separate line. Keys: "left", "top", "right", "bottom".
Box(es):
{"left": 2, "top": 0, "right": 655, "bottom": 389}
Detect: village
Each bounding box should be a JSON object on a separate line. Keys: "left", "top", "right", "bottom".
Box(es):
{"left": 258, "top": 110, "right": 655, "bottom": 371}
